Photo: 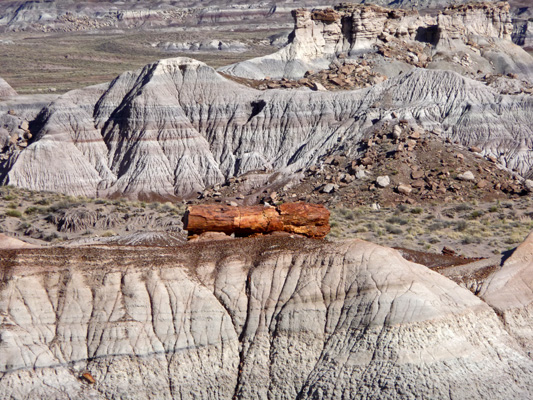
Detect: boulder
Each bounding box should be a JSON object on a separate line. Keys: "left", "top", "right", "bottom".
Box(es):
{"left": 376, "top": 175, "right": 390, "bottom": 188}
{"left": 397, "top": 183, "right": 413, "bottom": 195}
{"left": 183, "top": 202, "right": 330, "bottom": 239}
{"left": 458, "top": 171, "right": 475, "bottom": 181}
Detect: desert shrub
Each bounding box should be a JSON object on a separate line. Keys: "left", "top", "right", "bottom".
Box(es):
{"left": 43, "top": 232, "right": 59, "bottom": 242}
{"left": 385, "top": 225, "right": 403, "bottom": 234}
{"left": 428, "top": 237, "right": 440, "bottom": 244}
{"left": 455, "top": 220, "right": 468, "bottom": 232}
{"left": 396, "top": 204, "right": 408, "bottom": 213}
{"left": 386, "top": 216, "right": 408, "bottom": 225}
{"left": 428, "top": 220, "right": 453, "bottom": 230}
{"left": 148, "top": 202, "right": 161, "bottom": 210}
{"left": 410, "top": 207, "right": 423, "bottom": 214}
{"left": 101, "top": 230, "right": 116, "bottom": 237}
{"left": 468, "top": 210, "right": 484, "bottom": 220}
{"left": 5, "top": 209, "right": 22, "bottom": 218}
{"left": 36, "top": 198, "right": 51, "bottom": 205}
{"left": 351, "top": 226, "right": 368, "bottom": 233}
{"left": 3, "top": 194, "right": 17, "bottom": 201}
{"left": 47, "top": 201, "right": 73, "bottom": 212}
{"left": 462, "top": 236, "right": 481, "bottom": 245}
{"left": 455, "top": 204, "right": 473, "bottom": 212}
{"left": 489, "top": 205, "right": 499, "bottom": 213}
{"left": 24, "top": 206, "right": 43, "bottom": 215}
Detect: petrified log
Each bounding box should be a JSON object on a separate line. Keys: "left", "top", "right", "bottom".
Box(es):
{"left": 183, "top": 202, "right": 330, "bottom": 239}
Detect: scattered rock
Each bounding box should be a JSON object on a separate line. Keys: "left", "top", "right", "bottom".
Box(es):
{"left": 458, "top": 171, "right": 475, "bottom": 181}
{"left": 376, "top": 176, "right": 390, "bottom": 188}
{"left": 81, "top": 372, "right": 95, "bottom": 384}
{"left": 397, "top": 183, "right": 413, "bottom": 195}
{"left": 321, "top": 183, "right": 336, "bottom": 193}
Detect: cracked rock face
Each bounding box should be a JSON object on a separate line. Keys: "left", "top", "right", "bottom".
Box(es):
{"left": 0, "top": 57, "right": 532, "bottom": 199}
{"left": 0, "top": 237, "right": 532, "bottom": 399}
{"left": 219, "top": 2, "right": 532, "bottom": 82}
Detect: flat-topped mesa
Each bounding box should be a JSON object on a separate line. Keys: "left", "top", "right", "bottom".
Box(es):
{"left": 438, "top": 1, "right": 513, "bottom": 41}
{"left": 183, "top": 202, "right": 330, "bottom": 239}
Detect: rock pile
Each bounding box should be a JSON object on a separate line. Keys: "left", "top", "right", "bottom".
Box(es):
{"left": 252, "top": 59, "right": 388, "bottom": 91}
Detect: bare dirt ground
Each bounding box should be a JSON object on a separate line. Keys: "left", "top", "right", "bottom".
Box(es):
{"left": 0, "top": 29, "right": 280, "bottom": 94}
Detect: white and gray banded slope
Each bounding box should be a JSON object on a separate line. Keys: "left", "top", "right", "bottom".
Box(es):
{"left": 0, "top": 57, "right": 532, "bottom": 199}
{"left": 0, "top": 237, "right": 532, "bottom": 399}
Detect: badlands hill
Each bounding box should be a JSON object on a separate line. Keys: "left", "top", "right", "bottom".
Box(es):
{"left": 0, "top": 2, "right": 532, "bottom": 200}
{"left": 1, "top": 235, "right": 533, "bottom": 399}
{"left": 1, "top": 58, "right": 532, "bottom": 200}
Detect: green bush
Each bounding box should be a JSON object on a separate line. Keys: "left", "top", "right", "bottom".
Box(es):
{"left": 5, "top": 209, "right": 22, "bottom": 218}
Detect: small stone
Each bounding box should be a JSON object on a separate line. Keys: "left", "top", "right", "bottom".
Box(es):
{"left": 525, "top": 179, "right": 533, "bottom": 192}
{"left": 411, "top": 179, "right": 425, "bottom": 188}
{"left": 321, "top": 183, "right": 336, "bottom": 193}
{"left": 361, "top": 157, "right": 373, "bottom": 166}
{"left": 470, "top": 146, "right": 482, "bottom": 153}
{"left": 355, "top": 169, "right": 367, "bottom": 179}
{"left": 371, "top": 203, "right": 381, "bottom": 211}
{"left": 397, "top": 183, "right": 413, "bottom": 195}
{"left": 409, "top": 131, "right": 420, "bottom": 139}
{"left": 411, "top": 170, "right": 424, "bottom": 179}
{"left": 406, "top": 139, "right": 417, "bottom": 149}
{"left": 392, "top": 125, "right": 402, "bottom": 139}
{"left": 81, "top": 372, "right": 96, "bottom": 384}
{"left": 228, "top": 201, "right": 239, "bottom": 207}
{"left": 456, "top": 153, "right": 464, "bottom": 160}
{"left": 376, "top": 176, "right": 390, "bottom": 188}
{"left": 476, "top": 180, "right": 488, "bottom": 189}
{"left": 457, "top": 171, "right": 475, "bottom": 181}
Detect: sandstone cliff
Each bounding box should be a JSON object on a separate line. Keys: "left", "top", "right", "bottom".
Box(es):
{"left": 0, "top": 57, "right": 532, "bottom": 199}
{"left": 219, "top": 2, "right": 532, "bottom": 82}
{"left": 1, "top": 237, "right": 532, "bottom": 399}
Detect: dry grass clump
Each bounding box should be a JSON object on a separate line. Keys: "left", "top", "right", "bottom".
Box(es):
{"left": 329, "top": 197, "right": 533, "bottom": 257}
{"left": 0, "top": 187, "right": 186, "bottom": 244}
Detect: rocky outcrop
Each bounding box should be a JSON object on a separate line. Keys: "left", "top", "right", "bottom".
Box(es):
{"left": 0, "top": 57, "right": 532, "bottom": 199}
{"left": 219, "top": 2, "right": 532, "bottom": 81}
{"left": 1, "top": 237, "right": 532, "bottom": 399}
{"left": 513, "top": 18, "right": 533, "bottom": 50}
{"left": 437, "top": 2, "right": 513, "bottom": 41}
{"left": 183, "top": 202, "right": 330, "bottom": 238}
{"left": 156, "top": 40, "right": 247, "bottom": 53}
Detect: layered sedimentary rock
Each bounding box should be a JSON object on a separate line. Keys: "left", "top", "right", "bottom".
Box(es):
{"left": 219, "top": 2, "right": 532, "bottom": 81}
{"left": 1, "top": 237, "right": 532, "bottom": 399}
{"left": 0, "top": 56, "right": 532, "bottom": 199}
{"left": 479, "top": 232, "right": 533, "bottom": 357}
{"left": 183, "top": 202, "right": 330, "bottom": 238}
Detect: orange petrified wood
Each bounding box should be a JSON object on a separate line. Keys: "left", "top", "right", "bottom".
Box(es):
{"left": 182, "top": 202, "right": 330, "bottom": 239}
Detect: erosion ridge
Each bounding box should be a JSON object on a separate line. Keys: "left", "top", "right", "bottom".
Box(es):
{"left": 1, "top": 236, "right": 532, "bottom": 399}
{"left": 0, "top": 55, "right": 532, "bottom": 200}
